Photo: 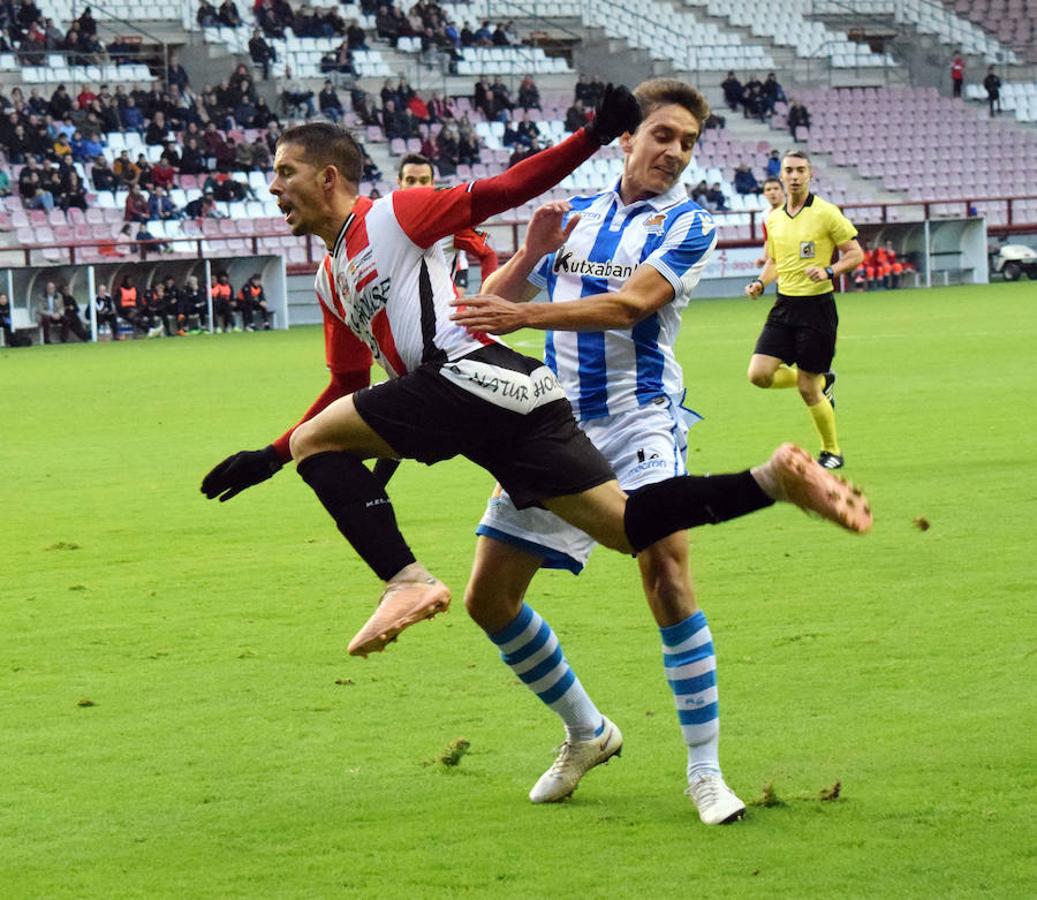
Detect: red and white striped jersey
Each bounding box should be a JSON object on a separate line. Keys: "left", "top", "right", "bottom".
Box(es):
{"left": 314, "top": 189, "right": 496, "bottom": 379}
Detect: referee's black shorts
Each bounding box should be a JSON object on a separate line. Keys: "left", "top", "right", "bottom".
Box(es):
{"left": 753, "top": 292, "right": 839, "bottom": 374}
{"left": 352, "top": 343, "right": 615, "bottom": 510}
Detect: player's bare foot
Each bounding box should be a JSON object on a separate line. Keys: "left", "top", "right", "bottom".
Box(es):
{"left": 347, "top": 578, "right": 451, "bottom": 657}
{"left": 755, "top": 443, "right": 872, "bottom": 534}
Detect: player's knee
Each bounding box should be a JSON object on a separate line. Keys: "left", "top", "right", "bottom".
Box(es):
{"left": 288, "top": 422, "right": 314, "bottom": 462}
{"left": 798, "top": 383, "right": 821, "bottom": 404}
{"left": 748, "top": 367, "right": 771, "bottom": 388}
{"left": 463, "top": 579, "right": 521, "bottom": 632}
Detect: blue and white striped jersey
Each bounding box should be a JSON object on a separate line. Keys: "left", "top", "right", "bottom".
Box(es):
{"left": 528, "top": 178, "right": 717, "bottom": 421}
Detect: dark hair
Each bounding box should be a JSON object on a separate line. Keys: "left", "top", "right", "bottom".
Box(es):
{"left": 633, "top": 78, "right": 710, "bottom": 128}
{"left": 277, "top": 122, "right": 362, "bottom": 184}
{"left": 397, "top": 153, "right": 433, "bottom": 179}
{"left": 763, "top": 177, "right": 783, "bottom": 188}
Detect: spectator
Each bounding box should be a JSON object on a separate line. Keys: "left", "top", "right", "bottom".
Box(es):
{"left": 197, "top": 0, "right": 219, "bottom": 27}
{"left": 318, "top": 79, "right": 343, "bottom": 121}
{"left": 250, "top": 136, "right": 272, "bottom": 171}
{"left": 762, "top": 72, "right": 785, "bottom": 117}
{"left": 742, "top": 74, "right": 764, "bottom": 120}
{"left": 135, "top": 221, "right": 163, "bottom": 260}
{"left": 564, "top": 98, "right": 589, "bottom": 133}
{"left": 427, "top": 90, "right": 454, "bottom": 122}
{"left": 91, "top": 154, "right": 117, "bottom": 191}
{"left": 167, "top": 54, "right": 190, "bottom": 91}
{"left": 59, "top": 287, "right": 89, "bottom": 341}
{"left": 517, "top": 75, "right": 540, "bottom": 110}
{"left": 983, "top": 65, "right": 1001, "bottom": 117}
{"left": 950, "top": 49, "right": 965, "bottom": 99}
{"left": 0, "top": 169, "right": 10, "bottom": 198}
{"left": 733, "top": 162, "right": 760, "bottom": 195}
{"left": 723, "top": 68, "right": 745, "bottom": 110}
{"left": 144, "top": 110, "right": 169, "bottom": 146}
{"left": 381, "top": 98, "right": 410, "bottom": 140}
{"left": 765, "top": 148, "right": 781, "bottom": 179}
{"left": 407, "top": 91, "right": 430, "bottom": 124}
{"left": 177, "top": 274, "right": 207, "bottom": 332}
{"left": 0, "top": 292, "right": 14, "bottom": 345}
{"left": 118, "top": 96, "right": 143, "bottom": 132}
{"left": 61, "top": 171, "right": 87, "bottom": 211}
{"left": 346, "top": 19, "right": 368, "bottom": 50}
{"left": 94, "top": 282, "right": 121, "bottom": 339}
{"left": 124, "top": 183, "right": 150, "bottom": 222}
{"left": 151, "top": 155, "right": 176, "bottom": 190}
{"left": 236, "top": 273, "right": 272, "bottom": 330}
{"left": 234, "top": 138, "right": 254, "bottom": 172}
{"left": 211, "top": 271, "right": 236, "bottom": 332}
{"left": 179, "top": 136, "right": 208, "bottom": 175}
{"left": 688, "top": 179, "right": 708, "bottom": 204}
{"left": 116, "top": 275, "right": 143, "bottom": 334}
{"left": 249, "top": 29, "right": 276, "bottom": 80}
{"left": 21, "top": 170, "right": 55, "bottom": 212}
{"left": 148, "top": 185, "right": 179, "bottom": 220}
{"left": 516, "top": 111, "right": 539, "bottom": 147}
{"left": 705, "top": 182, "right": 728, "bottom": 212}
{"left": 36, "top": 280, "right": 86, "bottom": 343}
{"left": 491, "top": 22, "right": 509, "bottom": 46}
{"left": 281, "top": 83, "right": 316, "bottom": 118}
{"left": 787, "top": 98, "right": 810, "bottom": 142}
{"left": 218, "top": 0, "right": 241, "bottom": 27}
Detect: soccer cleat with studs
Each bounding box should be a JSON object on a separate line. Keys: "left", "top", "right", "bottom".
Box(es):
{"left": 686, "top": 773, "right": 746, "bottom": 825}
{"left": 769, "top": 443, "right": 871, "bottom": 533}
{"left": 347, "top": 577, "right": 451, "bottom": 658}
{"left": 529, "top": 718, "right": 623, "bottom": 803}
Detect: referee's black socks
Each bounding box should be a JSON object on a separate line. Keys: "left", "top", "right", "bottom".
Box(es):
{"left": 297, "top": 450, "right": 416, "bottom": 582}
{"left": 624, "top": 471, "right": 775, "bottom": 554}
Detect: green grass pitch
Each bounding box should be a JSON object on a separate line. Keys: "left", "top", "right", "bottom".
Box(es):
{"left": 2, "top": 283, "right": 1034, "bottom": 898}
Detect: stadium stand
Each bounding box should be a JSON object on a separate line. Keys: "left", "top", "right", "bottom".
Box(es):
{"left": 1, "top": 0, "right": 1035, "bottom": 283}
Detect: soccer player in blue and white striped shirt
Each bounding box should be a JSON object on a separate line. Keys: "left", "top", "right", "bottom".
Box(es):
{"left": 452, "top": 78, "right": 746, "bottom": 825}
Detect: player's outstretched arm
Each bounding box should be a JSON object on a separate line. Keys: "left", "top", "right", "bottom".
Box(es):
{"left": 482, "top": 201, "right": 579, "bottom": 301}
{"left": 394, "top": 86, "right": 640, "bottom": 249}
{"left": 453, "top": 264, "right": 674, "bottom": 334}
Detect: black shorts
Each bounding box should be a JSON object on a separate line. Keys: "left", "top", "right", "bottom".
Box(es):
{"left": 754, "top": 293, "right": 839, "bottom": 374}
{"left": 352, "top": 343, "right": 615, "bottom": 510}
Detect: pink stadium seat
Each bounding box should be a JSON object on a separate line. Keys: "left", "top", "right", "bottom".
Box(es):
{"left": 67, "top": 207, "right": 86, "bottom": 225}
{"left": 53, "top": 225, "right": 73, "bottom": 242}
{"left": 16, "top": 226, "right": 34, "bottom": 244}
{"left": 29, "top": 209, "right": 48, "bottom": 226}
{"left": 47, "top": 208, "right": 66, "bottom": 226}
{"left": 180, "top": 174, "right": 199, "bottom": 190}
{"left": 85, "top": 207, "right": 104, "bottom": 224}
{"left": 103, "top": 208, "right": 122, "bottom": 224}
{"left": 389, "top": 137, "right": 406, "bottom": 155}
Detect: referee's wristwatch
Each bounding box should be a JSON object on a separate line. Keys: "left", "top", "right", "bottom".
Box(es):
{"left": 824, "top": 266, "right": 835, "bottom": 281}
{"left": 749, "top": 278, "right": 764, "bottom": 293}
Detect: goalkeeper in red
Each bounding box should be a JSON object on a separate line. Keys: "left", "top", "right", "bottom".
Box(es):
{"left": 201, "top": 87, "right": 872, "bottom": 662}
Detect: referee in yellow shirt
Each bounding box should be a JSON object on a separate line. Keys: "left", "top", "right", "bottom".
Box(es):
{"left": 744, "top": 150, "right": 863, "bottom": 469}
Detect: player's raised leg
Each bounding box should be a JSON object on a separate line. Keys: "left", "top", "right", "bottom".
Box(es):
{"left": 290, "top": 395, "right": 450, "bottom": 657}
{"left": 465, "top": 537, "right": 621, "bottom": 803}
{"left": 543, "top": 447, "right": 871, "bottom": 558}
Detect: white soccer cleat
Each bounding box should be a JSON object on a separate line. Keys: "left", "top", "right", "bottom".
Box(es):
{"left": 686, "top": 772, "right": 746, "bottom": 825}
{"left": 529, "top": 717, "right": 623, "bottom": 803}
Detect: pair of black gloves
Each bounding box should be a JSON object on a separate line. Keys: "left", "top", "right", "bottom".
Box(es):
{"left": 201, "top": 84, "right": 642, "bottom": 503}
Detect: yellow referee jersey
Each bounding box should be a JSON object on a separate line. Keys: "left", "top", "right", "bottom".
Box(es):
{"left": 765, "top": 194, "right": 857, "bottom": 296}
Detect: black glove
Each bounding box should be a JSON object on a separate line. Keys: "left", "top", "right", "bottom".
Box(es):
{"left": 587, "top": 83, "right": 642, "bottom": 145}
{"left": 371, "top": 457, "right": 401, "bottom": 486}
{"left": 201, "top": 445, "right": 283, "bottom": 502}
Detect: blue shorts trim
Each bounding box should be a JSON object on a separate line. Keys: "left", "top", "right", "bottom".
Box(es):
{"left": 475, "top": 524, "right": 584, "bottom": 575}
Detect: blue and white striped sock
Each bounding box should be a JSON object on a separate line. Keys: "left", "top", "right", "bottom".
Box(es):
{"left": 490, "top": 603, "right": 603, "bottom": 742}
{"left": 661, "top": 610, "right": 721, "bottom": 781}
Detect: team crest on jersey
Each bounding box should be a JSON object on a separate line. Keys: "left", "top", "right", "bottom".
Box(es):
{"left": 643, "top": 212, "right": 667, "bottom": 234}
{"left": 800, "top": 241, "right": 816, "bottom": 259}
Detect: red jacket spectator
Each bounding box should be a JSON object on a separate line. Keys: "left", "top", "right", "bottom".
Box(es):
{"left": 151, "top": 159, "right": 176, "bottom": 190}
